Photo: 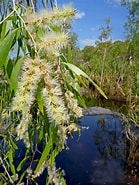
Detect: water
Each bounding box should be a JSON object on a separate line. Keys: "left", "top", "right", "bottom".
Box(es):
{"left": 56, "top": 115, "right": 132, "bottom": 185}
{"left": 0, "top": 114, "right": 138, "bottom": 185}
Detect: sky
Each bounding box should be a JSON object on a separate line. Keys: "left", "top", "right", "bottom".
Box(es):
{"left": 57, "top": 0, "right": 129, "bottom": 49}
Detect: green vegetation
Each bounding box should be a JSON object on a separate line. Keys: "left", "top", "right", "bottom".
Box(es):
{"left": 0, "top": 0, "right": 98, "bottom": 184}
{"left": 73, "top": 39, "right": 137, "bottom": 120}
{"left": 72, "top": 2, "right": 139, "bottom": 125}
{"left": 0, "top": 0, "right": 138, "bottom": 184}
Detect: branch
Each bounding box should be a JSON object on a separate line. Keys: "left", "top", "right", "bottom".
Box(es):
{"left": 0, "top": 157, "right": 14, "bottom": 184}
{"left": 0, "top": 10, "right": 14, "bottom": 24}
{"left": 12, "top": 0, "right": 38, "bottom": 55}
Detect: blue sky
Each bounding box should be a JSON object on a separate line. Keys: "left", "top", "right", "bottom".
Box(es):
{"left": 58, "top": 0, "right": 129, "bottom": 48}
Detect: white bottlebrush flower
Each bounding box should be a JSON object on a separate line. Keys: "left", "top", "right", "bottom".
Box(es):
{"left": 25, "top": 4, "right": 75, "bottom": 26}
{"left": 16, "top": 111, "right": 32, "bottom": 147}
{"left": 47, "top": 164, "right": 65, "bottom": 185}
{"left": 65, "top": 90, "right": 83, "bottom": 118}
{"left": 24, "top": 11, "right": 40, "bottom": 24}
{"left": 42, "top": 87, "right": 69, "bottom": 126}
{"left": 37, "top": 32, "right": 69, "bottom": 58}
{"left": 57, "top": 124, "right": 68, "bottom": 150}
{"left": 11, "top": 58, "right": 42, "bottom": 112}
{"left": 40, "top": 62, "right": 69, "bottom": 126}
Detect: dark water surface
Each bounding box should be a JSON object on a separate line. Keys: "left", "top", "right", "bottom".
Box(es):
{"left": 1, "top": 114, "right": 137, "bottom": 185}
{"left": 56, "top": 115, "right": 131, "bottom": 185}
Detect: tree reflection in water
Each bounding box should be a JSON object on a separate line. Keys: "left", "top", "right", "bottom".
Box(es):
{"left": 56, "top": 115, "right": 134, "bottom": 185}
{"left": 93, "top": 115, "right": 126, "bottom": 160}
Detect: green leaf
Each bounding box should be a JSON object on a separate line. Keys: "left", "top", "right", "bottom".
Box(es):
{"left": 34, "top": 137, "right": 52, "bottom": 174}
{"left": 0, "top": 21, "right": 7, "bottom": 40}
{"left": 49, "top": 147, "right": 59, "bottom": 166}
{"left": 38, "top": 127, "right": 43, "bottom": 141}
{"left": 60, "top": 54, "right": 67, "bottom": 63}
{"left": 8, "top": 148, "right": 13, "bottom": 163}
{"left": 61, "top": 177, "right": 67, "bottom": 185}
{"left": 8, "top": 148, "right": 16, "bottom": 176}
{"left": 17, "top": 156, "right": 29, "bottom": 172}
{"left": 67, "top": 46, "right": 72, "bottom": 63}
{"left": 0, "top": 28, "right": 19, "bottom": 68}
{"left": 17, "top": 170, "right": 27, "bottom": 184}
{"left": 10, "top": 57, "right": 24, "bottom": 90}
{"left": 0, "top": 173, "right": 8, "bottom": 182}
{"left": 61, "top": 71, "right": 87, "bottom": 108}
{"left": 6, "top": 59, "right": 13, "bottom": 78}
{"left": 63, "top": 62, "right": 108, "bottom": 99}
{"left": 10, "top": 139, "right": 18, "bottom": 150}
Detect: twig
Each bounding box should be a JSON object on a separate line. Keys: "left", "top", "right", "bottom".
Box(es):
{"left": 0, "top": 156, "right": 14, "bottom": 184}
{"left": 12, "top": 0, "right": 38, "bottom": 55}
{"left": 0, "top": 10, "right": 14, "bottom": 24}
{"left": 30, "top": 0, "right": 35, "bottom": 12}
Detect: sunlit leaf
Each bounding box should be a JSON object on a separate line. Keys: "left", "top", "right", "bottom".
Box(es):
{"left": 38, "top": 126, "right": 44, "bottom": 141}
{"left": 8, "top": 148, "right": 16, "bottom": 176}
{"left": 0, "top": 28, "right": 19, "bottom": 68}
{"left": 61, "top": 177, "right": 67, "bottom": 185}
{"left": 6, "top": 59, "right": 13, "bottom": 78}
{"left": 34, "top": 137, "right": 52, "bottom": 174}
{"left": 10, "top": 57, "right": 25, "bottom": 91}
{"left": 67, "top": 46, "right": 72, "bottom": 63}
{"left": 17, "top": 156, "right": 29, "bottom": 172}
{"left": 0, "top": 21, "right": 7, "bottom": 40}
{"left": 49, "top": 147, "right": 59, "bottom": 165}
{"left": 17, "top": 169, "right": 27, "bottom": 184}
{"left": 63, "top": 62, "right": 108, "bottom": 99}
{"left": 10, "top": 139, "right": 18, "bottom": 150}
{"left": 61, "top": 71, "right": 87, "bottom": 108}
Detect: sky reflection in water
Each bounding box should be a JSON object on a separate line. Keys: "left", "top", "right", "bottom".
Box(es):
{"left": 56, "top": 115, "right": 130, "bottom": 185}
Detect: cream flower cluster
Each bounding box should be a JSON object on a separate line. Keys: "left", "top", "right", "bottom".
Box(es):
{"left": 24, "top": 4, "right": 75, "bottom": 27}
{"left": 11, "top": 58, "right": 42, "bottom": 112}
{"left": 37, "top": 32, "right": 69, "bottom": 58}
{"left": 41, "top": 62, "right": 70, "bottom": 127}
{"left": 65, "top": 90, "right": 83, "bottom": 118}
{"left": 11, "top": 5, "right": 83, "bottom": 178}
{"left": 47, "top": 164, "right": 65, "bottom": 185}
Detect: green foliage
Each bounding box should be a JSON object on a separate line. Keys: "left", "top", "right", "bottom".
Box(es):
{"left": 0, "top": 29, "right": 18, "bottom": 68}
{"left": 0, "top": 1, "right": 96, "bottom": 184}
{"left": 10, "top": 57, "right": 25, "bottom": 90}
{"left": 63, "top": 62, "right": 107, "bottom": 99}
{"left": 72, "top": 15, "right": 138, "bottom": 124}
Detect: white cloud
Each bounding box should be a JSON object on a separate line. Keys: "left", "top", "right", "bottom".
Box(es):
{"left": 79, "top": 38, "right": 97, "bottom": 48}
{"left": 79, "top": 38, "right": 124, "bottom": 49}
{"left": 105, "top": 0, "right": 137, "bottom": 5}
{"left": 90, "top": 26, "right": 100, "bottom": 31}
{"left": 104, "top": 0, "right": 121, "bottom": 5}
{"left": 75, "top": 11, "right": 85, "bottom": 19}
{"left": 112, "top": 0, "right": 121, "bottom": 4}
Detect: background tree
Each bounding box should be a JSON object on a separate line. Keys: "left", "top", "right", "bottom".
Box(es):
{"left": 72, "top": 7, "right": 138, "bottom": 123}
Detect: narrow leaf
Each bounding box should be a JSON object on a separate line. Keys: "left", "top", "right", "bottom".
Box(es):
{"left": 67, "top": 46, "right": 72, "bottom": 63}
{"left": 6, "top": 59, "right": 13, "bottom": 78}
{"left": 10, "top": 57, "right": 24, "bottom": 90}
{"left": 10, "top": 139, "right": 18, "bottom": 150}
{"left": 0, "top": 29, "right": 18, "bottom": 68}
{"left": 0, "top": 21, "right": 7, "bottom": 40}
{"left": 17, "top": 156, "right": 29, "bottom": 172}
{"left": 63, "top": 62, "right": 108, "bottom": 99}
{"left": 8, "top": 148, "right": 16, "bottom": 176}
{"left": 34, "top": 138, "right": 52, "bottom": 174}
{"left": 17, "top": 170, "right": 27, "bottom": 184}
